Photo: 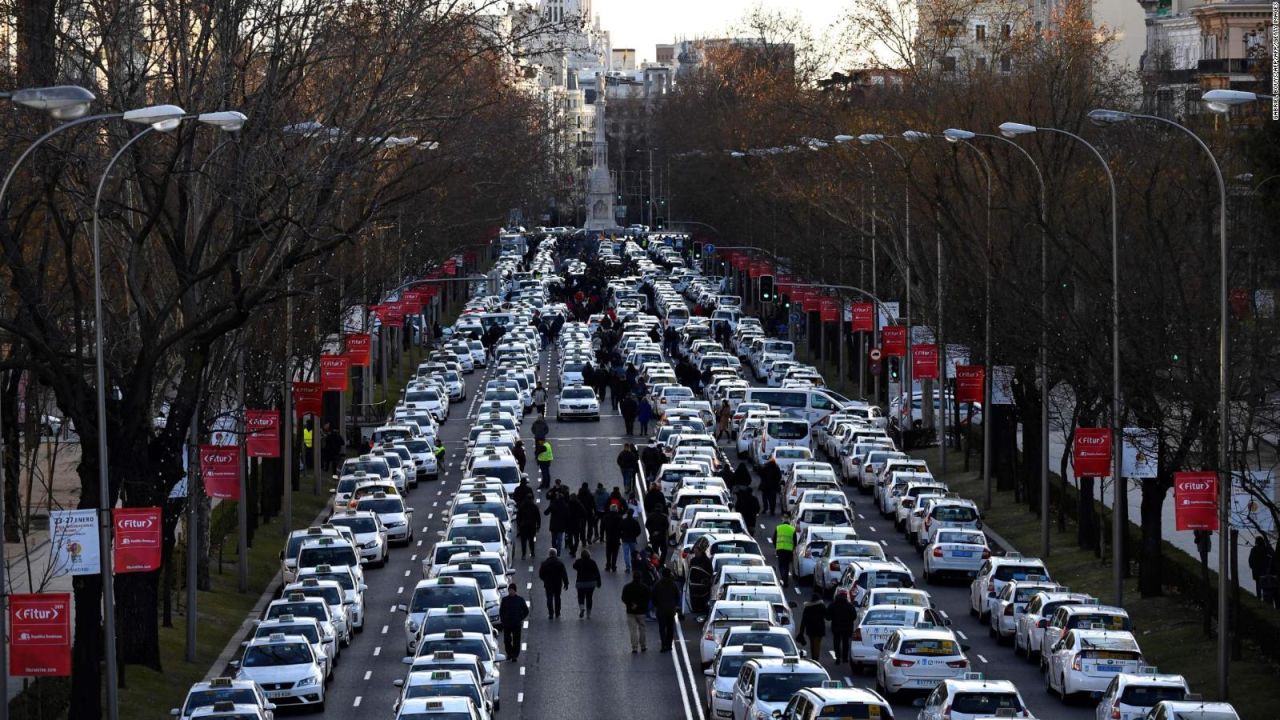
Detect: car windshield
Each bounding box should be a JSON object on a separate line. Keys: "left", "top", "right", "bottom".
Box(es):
{"left": 297, "top": 545, "right": 357, "bottom": 569}
{"left": 766, "top": 421, "right": 808, "bottom": 440}
{"left": 938, "top": 532, "right": 984, "bottom": 545}
{"left": 800, "top": 509, "right": 848, "bottom": 526}
{"left": 475, "top": 466, "right": 519, "bottom": 485}
{"left": 448, "top": 524, "right": 501, "bottom": 542}
{"left": 712, "top": 606, "right": 770, "bottom": 622}
{"left": 182, "top": 688, "right": 260, "bottom": 714}
{"left": 359, "top": 498, "right": 404, "bottom": 514}
{"left": 994, "top": 564, "right": 1048, "bottom": 582}
{"left": 485, "top": 391, "right": 519, "bottom": 402}
{"left": 241, "top": 642, "right": 312, "bottom": 667}
{"left": 397, "top": 713, "right": 471, "bottom": 720}
{"left": 335, "top": 478, "right": 358, "bottom": 494}
{"left": 331, "top": 517, "right": 377, "bottom": 534}
{"left": 934, "top": 505, "right": 978, "bottom": 522}
{"left": 445, "top": 571, "right": 496, "bottom": 590}
{"left": 899, "top": 639, "right": 959, "bottom": 656}
{"left": 859, "top": 571, "right": 913, "bottom": 589}
{"left": 411, "top": 586, "right": 481, "bottom": 613}
{"left": 255, "top": 623, "right": 319, "bottom": 644}
{"left": 404, "top": 683, "right": 483, "bottom": 706}
{"left": 563, "top": 388, "right": 594, "bottom": 399}
{"left": 862, "top": 608, "right": 918, "bottom": 627}
{"left": 756, "top": 672, "right": 828, "bottom": 702}
{"left": 295, "top": 586, "right": 342, "bottom": 605}
{"left": 711, "top": 540, "right": 760, "bottom": 555}
{"left": 418, "top": 638, "right": 491, "bottom": 660}
{"left": 423, "top": 614, "right": 490, "bottom": 636}
{"left": 717, "top": 654, "right": 765, "bottom": 678}
{"left": 345, "top": 460, "right": 390, "bottom": 478}
{"left": 266, "top": 602, "right": 325, "bottom": 623}
{"left": 950, "top": 692, "right": 1024, "bottom": 714}
{"left": 402, "top": 440, "right": 430, "bottom": 453}
{"left": 1119, "top": 685, "right": 1187, "bottom": 706}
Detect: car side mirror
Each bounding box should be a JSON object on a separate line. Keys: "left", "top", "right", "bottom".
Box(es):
{"left": 483, "top": 677, "right": 495, "bottom": 686}
{"left": 170, "top": 709, "right": 180, "bottom": 717}
{"left": 395, "top": 604, "right": 408, "bottom": 613}
{"left": 228, "top": 660, "right": 240, "bottom": 669}
{"left": 264, "top": 704, "right": 276, "bottom": 711}
{"left": 496, "top": 653, "right": 508, "bottom": 662}
{"left": 401, "top": 656, "right": 414, "bottom": 664}
{"left": 772, "top": 711, "right": 783, "bottom": 720}
{"left": 704, "top": 667, "right": 715, "bottom": 677}
{"left": 407, "top": 508, "right": 415, "bottom": 514}
{"left": 393, "top": 679, "right": 405, "bottom": 687}
{"left": 360, "top": 584, "right": 368, "bottom": 591}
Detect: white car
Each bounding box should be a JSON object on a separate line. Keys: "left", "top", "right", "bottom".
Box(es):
{"left": 698, "top": 600, "right": 776, "bottom": 666}
{"left": 874, "top": 626, "right": 970, "bottom": 698}
{"left": 555, "top": 385, "right": 601, "bottom": 421}
{"left": 988, "top": 577, "right": 1059, "bottom": 643}
{"left": 251, "top": 615, "right": 333, "bottom": 679}
{"left": 918, "top": 674, "right": 1031, "bottom": 720}
{"left": 391, "top": 669, "right": 491, "bottom": 717}
{"left": 704, "top": 644, "right": 787, "bottom": 719}
{"left": 968, "top": 553, "right": 1050, "bottom": 622}
{"left": 1096, "top": 670, "right": 1190, "bottom": 720}
{"left": 850, "top": 604, "right": 949, "bottom": 673}
{"left": 353, "top": 492, "right": 414, "bottom": 545}
{"left": 325, "top": 510, "right": 387, "bottom": 566}
{"left": 1014, "top": 591, "right": 1095, "bottom": 660}
{"left": 295, "top": 564, "right": 366, "bottom": 632}
{"left": 922, "top": 529, "right": 989, "bottom": 583}
{"left": 171, "top": 677, "right": 275, "bottom": 719}
{"left": 814, "top": 540, "right": 886, "bottom": 594}
{"left": 437, "top": 563, "right": 503, "bottom": 628}
{"left": 730, "top": 657, "right": 829, "bottom": 720}
{"left": 398, "top": 577, "right": 484, "bottom": 654}
{"left": 232, "top": 634, "right": 326, "bottom": 711}
{"left": 793, "top": 526, "right": 860, "bottom": 584}
{"left": 1045, "top": 629, "right": 1145, "bottom": 701}
{"left": 281, "top": 578, "right": 352, "bottom": 646}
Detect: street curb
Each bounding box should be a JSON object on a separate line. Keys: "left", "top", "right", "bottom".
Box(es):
{"left": 983, "top": 525, "right": 1020, "bottom": 556}
{"left": 201, "top": 503, "right": 331, "bottom": 682}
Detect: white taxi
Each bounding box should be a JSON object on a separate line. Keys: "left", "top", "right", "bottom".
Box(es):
{"left": 171, "top": 677, "right": 275, "bottom": 719}
{"left": 730, "top": 657, "right": 830, "bottom": 720}
{"left": 1096, "top": 669, "right": 1190, "bottom": 720}
{"left": 777, "top": 685, "right": 894, "bottom": 720}
{"left": 918, "top": 674, "right": 1031, "bottom": 720}
{"left": 814, "top": 540, "right": 886, "bottom": 594}
{"left": 922, "top": 528, "right": 989, "bottom": 582}
{"left": 232, "top": 633, "right": 326, "bottom": 711}
{"left": 1045, "top": 628, "right": 1145, "bottom": 701}
{"left": 988, "top": 577, "right": 1059, "bottom": 644}
{"left": 1014, "top": 591, "right": 1095, "bottom": 660}
{"left": 703, "top": 644, "right": 787, "bottom": 719}
{"left": 968, "top": 553, "right": 1049, "bottom": 622}
{"left": 874, "top": 625, "right": 970, "bottom": 698}
{"left": 851, "top": 604, "right": 949, "bottom": 673}
{"left": 699, "top": 600, "right": 777, "bottom": 666}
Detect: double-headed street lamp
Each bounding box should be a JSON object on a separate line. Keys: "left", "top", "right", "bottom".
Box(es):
{"left": 999, "top": 120, "right": 1124, "bottom": 608}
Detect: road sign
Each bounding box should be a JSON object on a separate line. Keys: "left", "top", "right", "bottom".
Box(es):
{"left": 869, "top": 362, "right": 881, "bottom": 375}
{"left": 703, "top": 243, "right": 716, "bottom": 255}
{"left": 869, "top": 347, "right": 882, "bottom": 362}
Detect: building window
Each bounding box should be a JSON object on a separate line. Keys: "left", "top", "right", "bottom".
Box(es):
{"left": 1002, "top": 24, "right": 1012, "bottom": 39}
{"left": 975, "top": 24, "right": 986, "bottom": 41}
{"left": 1000, "top": 54, "right": 1012, "bottom": 72}
{"left": 975, "top": 57, "right": 987, "bottom": 70}
{"left": 1034, "top": 21, "right": 1042, "bottom": 33}
{"left": 941, "top": 56, "right": 957, "bottom": 72}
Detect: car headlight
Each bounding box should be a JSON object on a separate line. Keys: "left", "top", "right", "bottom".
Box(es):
{"left": 296, "top": 674, "right": 322, "bottom": 687}
{"left": 408, "top": 620, "right": 419, "bottom": 633}
{"left": 714, "top": 689, "right": 733, "bottom": 700}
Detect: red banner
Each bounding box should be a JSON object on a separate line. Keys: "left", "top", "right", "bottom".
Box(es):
{"left": 820, "top": 297, "right": 839, "bottom": 323}
{"left": 245, "top": 409, "right": 281, "bottom": 458}
{"left": 1072, "top": 428, "right": 1112, "bottom": 478}
{"left": 444, "top": 259, "right": 458, "bottom": 276}
{"left": 401, "top": 290, "right": 424, "bottom": 316}
{"left": 1174, "top": 471, "right": 1219, "bottom": 531}
{"left": 293, "top": 381, "right": 321, "bottom": 417}
{"left": 850, "top": 303, "right": 874, "bottom": 333}
{"left": 113, "top": 507, "right": 162, "bottom": 573}
{"left": 912, "top": 344, "right": 939, "bottom": 380}
{"left": 882, "top": 325, "right": 907, "bottom": 357}
{"left": 748, "top": 261, "right": 764, "bottom": 279}
{"left": 320, "top": 355, "right": 350, "bottom": 392}
{"left": 1229, "top": 288, "right": 1250, "bottom": 319}
{"left": 201, "top": 445, "right": 241, "bottom": 500}
{"left": 955, "top": 365, "right": 985, "bottom": 403}
{"left": 10, "top": 593, "right": 71, "bottom": 676}
{"left": 345, "top": 333, "right": 372, "bottom": 368}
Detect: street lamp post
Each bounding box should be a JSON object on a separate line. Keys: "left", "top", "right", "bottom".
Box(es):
{"left": 1000, "top": 120, "right": 1124, "bottom": 607}
{"left": 0, "top": 83, "right": 96, "bottom": 720}
{"left": 948, "top": 128, "right": 1052, "bottom": 558}
{"left": 835, "top": 135, "right": 881, "bottom": 407}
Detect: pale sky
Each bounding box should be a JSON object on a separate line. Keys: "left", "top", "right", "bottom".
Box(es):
{"left": 591, "top": 0, "right": 848, "bottom": 64}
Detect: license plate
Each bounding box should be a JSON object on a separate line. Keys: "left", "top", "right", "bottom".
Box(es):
{"left": 265, "top": 690, "right": 292, "bottom": 698}
{"left": 1094, "top": 664, "right": 1123, "bottom": 672}
{"left": 951, "top": 550, "right": 973, "bottom": 558}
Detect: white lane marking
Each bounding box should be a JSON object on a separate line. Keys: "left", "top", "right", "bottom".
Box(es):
{"left": 437, "top": 490, "right": 443, "bottom": 496}
{"left": 878, "top": 539, "right": 888, "bottom": 547}
{"left": 526, "top": 582, "right": 532, "bottom": 590}
{"left": 868, "top": 525, "right": 877, "bottom": 533}
{"left": 522, "top": 620, "right": 529, "bottom": 629}
{"left": 432, "top": 501, "right": 438, "bottom": 507}
{"left": 674, "top": 622, "right": 707, "bottom": 720}
{"left": 353, "top": 696, "right": 362, "bottom": 707}
{"left": 397, "top": 586, "right": 404, "bottom": 594}
{"left": 389, "top": 604, "right": 397, "bottom": 612}
{"left": 829, "top": 650, "right": 837, "bottom": 660}
{"left": 411, "top": 554, "right": 417, "bottom": 562}
{"left": 520, "top": 666, "right": 526, "bottom": 676}
{"left": 527, "top": 566, "right": 534, "bottom": 573}
{"left": 363, "top": 670, "right": 372, "bottom": 680}
{"left": 521, "top": 642, "right": 527, "bottom": 651}
{"left": 670, "top": 624, "right": 695, "bottom": 720}
{"left": 416, "top": 540, "right": 423, "bottom": 547}
{"left": 977, "top": 654, "right": 988, "bottom": 664}
{"left": 518, "top": 692, "right": 525, "bottom": 703}
{"left": 381, "top": 624, "right": 389, "bottom": 634}
{"left": 857, "top": 513, "right": 866, "bottom": 520}
{"left": 373, "top": 646, "right": 381, "bottom": 656}
{"left": 404, "top": 569, "right": 411, "bottom": 577}
{"left": 759, "top": 524, "right": 766, "bottom": 530}
{"left": 955, "top": 630, "right": 968, "bottom": 640}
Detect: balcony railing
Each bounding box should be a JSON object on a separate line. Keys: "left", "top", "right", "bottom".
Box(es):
{"left": 1196, "top": 58, "right": 1262, "bottom": 74}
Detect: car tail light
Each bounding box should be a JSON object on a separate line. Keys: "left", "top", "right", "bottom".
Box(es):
{"left": 987, "top": 580, "right": 995, "bottom": 594}
{"left": 681, "top": 549, "right": 689, "bottom": 559}
{"left": 1072, "top": 656, "right": 1082, "bottom": 671}
{"left": 946, "top": 659, "right": 968, "bottom": 668}
{"left": 1111, "top": 702, "right": 1121, "bottom": 719}
{"left": 982, "top": 549, "right": 991, "bottom": 559}
{"left": 891, "top": 658, "right": 915, "bottom": 667}
{"left": 1004, "top": 604, "right": 1015, "bottom": 616}
{"left": 852, "top": 628, "right": 862, "bottom": 641}
{"left": 830, "top": 561, "right": 840, "bottom": 571}
{"left": 705, "top": 631, "right": 715, "bottom": 641}
{"left": 932, "top": 547, "right": 943, "bottom": 558}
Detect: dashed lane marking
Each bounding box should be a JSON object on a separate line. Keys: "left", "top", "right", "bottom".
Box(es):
{"left": 397, "top": 586, "right": 403, "bottom": 594}
{"left": 955, "top": 630, "right": 967, "bottom": 640}
{"left": 363, "top": 670, "right": 371, "bottom": 680}
{"left": 381, "top": 625, "right": 389, "bottom": 634}
{"left": 404, "top": 569, "right": 411, "bottom": 577}
{"left": 522, "top": 620, "right": 529, "bottom": 629}
{"left": 520, "top": 666, "right": 526, "bottom": 676}
{"left": 518, "top": 692, "right": 524, "bottom": 703}
{"left": 373, "top": 646, "right": 381, "bottom": 656}
{"left": 868, "top": 525, "right": 877, "bottom": 533}
{"left": 977, "top": 654, "right": 988, "bottom": 664}
{"left": 353, "top": 696, "right": 362, "bottom": 707}
{"left": 878, "top": 539, "right": 888, "bottom": 547}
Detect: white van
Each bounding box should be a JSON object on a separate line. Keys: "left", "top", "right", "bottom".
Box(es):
{"left": 744, "top": 387, "right": 844, "bottom": 425}
{"left": 753, "top": 418, "right": 811, "bottom": 466}
{"left": 663, "top": 305, "right": 690, "bottom": 329}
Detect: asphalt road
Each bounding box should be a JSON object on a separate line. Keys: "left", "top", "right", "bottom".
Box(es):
{"left": 278, "top": 324, "right": 1101, "bottom": 720}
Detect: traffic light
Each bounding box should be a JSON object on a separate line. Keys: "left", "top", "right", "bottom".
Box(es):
{"left": 693, "top": 241, "right": 703, "bottom": 260}
{"left": 782, "top": 294, "right": 791, "bottom": 309}
{"left": 759, "top": 275, "right": 775, "bottom": 303}
{"left": 889, "top": 358, "right": 900, "bottom": 381}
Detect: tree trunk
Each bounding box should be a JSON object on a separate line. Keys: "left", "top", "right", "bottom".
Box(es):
{"left": 116, "top": 571, "right": 161, "bottom": 669}
{"left": 1, "top": 370, "right": 21, "bottom": 542}
{"left": 1078, "top": 476, "right": 1096, "bottom": 549}
{"left": 1138, "top": 479, "right": 1168, "bottom": 596}
{"left": 197, "top": 495, "right": 212, "bottom": 591}
{"left": 69, "top": 574, "right": 104, "bottom": 719}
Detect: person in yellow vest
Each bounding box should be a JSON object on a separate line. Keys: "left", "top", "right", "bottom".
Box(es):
{"left": 302, "top": 420, "right": 314, "bottom": 469}
{"left": 773, "top": 513, "right": 796, "bottom": 588}
{"left": 536, "top": 440, "right": 554, "bottom": 490}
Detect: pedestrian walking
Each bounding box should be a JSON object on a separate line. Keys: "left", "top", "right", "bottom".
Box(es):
{"left": 538, "top": 548, "right": 569, "bottom": 620}
{"left": 536, "top": 439, "right": 554, "bottom": 488}
{"left": 774, "top": 513, "right": 796, "bottom": 587}
{"left": 652, "top": 568, "right": 681, "bottom": 652}
{"left": 732, "top": 461, "right": 752, "bottom": 491}
{"left": 637, "top": 397, "right": 653, "bottom": 436}
{"left": 516, "top": 494, "right": 541, "bottom": 559}
{"left": 499, "top": 584, "right": 529, "bottom": 661}
{"left": 797, "top": 592, "right": 827, "bottom": 660}
{"left": 532, "top": 382, "right": 548, "bottom": 416}
{"left": 577, "top": 483, "right": 598, "bottom": 543}
{"left": 617, "top": 443, "right": 639, "bottom": 489}
{"left": 645, "top": 508, "right": 670, "bottom": 565}
{"left": 565, "top": 493, "right": 586, "bottom": 555}
{"left": 619, "top": 394, "right": 638, "bottom": 435}
{"left": 619, "top": 509, "right": 643, "bottom": 574}
{"left": 643, "top": 482, "right": 667, "bottom": 519}
{"left": 622, "top": 574, "right": 651, "bottom": 653}
{"left": 1250, "top": 537, "right": 1275, "bottom": 596}
{"left": 640, "top": 442, "right": 664, "bottom": 480}
{"left": 827, "top": 590, "right": 855, "bottom": 665}
{"left": 532, "top": 415, "right": 550, "bottom": 443}
{"left": 544, "top": 491, "right": 569, "bottom": 554}
{"left": 758, "top": 458, "right": 782, "bottom": 516}
{"left": 715, "top": 400, "right": 732, "bottom": 441}
{"left": 573, "top": 548, "right": 603, "bottom": 618}
{"left": 512, "top": 440, "right": 527, "bottom": 473}
{"left": 601, "top": 505, "right": 623, "bottom": 571}
{"left": 593, "top": 483, "right": 610, "bottom": 540}
{"left": 735, "top": 487, "right": 760, "bottom": 536}
{"left": 611, "top": 375, "right": 628, "bottom": 411}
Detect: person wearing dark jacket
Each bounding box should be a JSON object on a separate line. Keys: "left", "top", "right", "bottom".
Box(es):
{"left": 600, "top": 506, "right": 623, "bottom": 571}
{"left": 619, "top": 394, "right": 639, "bottom": 436}
{"left": 565, "top": 495, "right": 586, "bottom": 555}
{"left": 645, "top": 510, "right": 670, "bottom": 564}
{"left": 572, "top": 548, "right": 603, "bottom": 618}
{"left": 512, "top": 440, "right": 528, "bottom": 472}
{"left": 538, "top": 549, "right": 569, "bottom": 620}
{"left": 1250, "top": 537, "right": 1275, "bottom": 597}
{"left": 758, "top": 459, "right": 783, "bottom": 516}
{"left": 651, "top": 568, "right": 681, "bottom": 652}
{"left": 577, "top": 483, "right": 598, "bottom": 543}
{"left": 621, "top": 576, "right": 651, "bottom": 653}
{"left": 687, "top": 546, "right": 714, "bottom": 617}
{"left": 616, "top": 443, "right": 640, "bottom": 487}
{"left": 512, "top": 477, "right": 534, "bottom": 506}
{"left": 516, "top": 496, "right": 541, "bottom": 559}
{"left": 544, "top": 494, "right": 570, "bottom": 554}
{"left": 637, "top": 397, "right": 654, "bottom": 435}
{"left": 619, "top": 510, "right": 643, "bottom": 574}
{"left": 735, "top": 488, "right": 761, "bottom": 536}
{"left": 643, "top": 483, "right": 667, "bottom": 519}
{"left": 732, "top": 462, "right": 753, "bottom": 491}
{"left": 826, "top": 591, "right": 856, "bottom": 664}
{"left": 611, "top": 375, "right": 629, "bottom": 411}
{"left": 499, "top": 584, "right": 529, "bottom": 660}
{"left": 797, "top": 593, "right": 828, "bottom": 660}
